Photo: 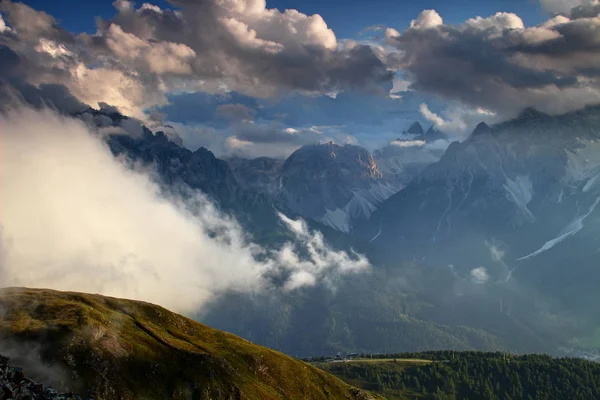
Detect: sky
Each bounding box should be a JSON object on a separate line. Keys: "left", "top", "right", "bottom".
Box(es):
{"left": 1, "top": 0, "right": 600, "bottom": 158}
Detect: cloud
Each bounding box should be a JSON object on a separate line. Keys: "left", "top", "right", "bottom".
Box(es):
{"left": 419, "top": 103, "right": 499, "bottom": 136}
{"left": 162, "top": 110, "right": 364, "bottom": 159}
{"left": 470, "top": 267, "right": 490, "bottom": 285}
{"left": 0, "top": 108, "right": 369, "bottom": 313}
{"left": 0, "top": 14, "right": 9, "bottom": 33}
{"left": 386, "top": 9, "right": 600, "bottom": 118}
{"left": 570, "top": 1, "right": 600, "bottom": 18}
{"left": 539, "top": 0, "right": 591, "bottom": 16}
{"left": 216, "top": 103, "right": 255, "bottom": 121}
{"left": 410, "top": 10, "right": 443, "bottom": 29}
{"left": 390, "top": 139, "right": 426, "bottom": 148}
{"left": 275, "top": 212, "right": 370, "bottom": 290}
{"left": 0, "top": 0, "right": 393, "bottom": 118}
{"left": 223, "top": 122, "right": 359, "bottom": 159}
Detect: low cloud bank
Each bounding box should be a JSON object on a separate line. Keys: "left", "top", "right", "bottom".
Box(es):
{"left": 0, "top": 109, "right": 369, "bottom": 313}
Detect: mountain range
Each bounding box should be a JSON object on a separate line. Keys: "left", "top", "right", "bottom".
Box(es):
{"left": 30, "top": 102, "right": 600, "bottom": 359}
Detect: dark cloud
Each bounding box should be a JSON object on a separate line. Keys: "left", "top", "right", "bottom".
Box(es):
{"left": 539, "top": 0, "right": 600, "bottom": 18}
{"left": 387, "top": 10, "right": 600, "bottom": 116}
{"left": 234, "top": 122, "right": 318, "bottom": 145}
{"left": 570, "top": 3, "right": 600, "bottom": 19}
{"left": 216, "top": 103, "right": 255, "bottom": 121}
{"left": 0, "top": 1, "right": 72, "bottom": 42}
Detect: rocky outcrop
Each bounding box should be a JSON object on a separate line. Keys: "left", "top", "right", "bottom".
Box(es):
{"left": 0, "top": 355, "right": 87, "bottom": 400}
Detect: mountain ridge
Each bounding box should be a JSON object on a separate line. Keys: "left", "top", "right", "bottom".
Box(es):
{"left": 0, "top": 287, "right": 378, "bottom": 400}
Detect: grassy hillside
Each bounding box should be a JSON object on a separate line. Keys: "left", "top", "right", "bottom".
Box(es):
{"left": 0, "top": 288, "right": 378, "bottom": 400}
{"left": 315, "top": 352, "right": 600, "bottom": 400}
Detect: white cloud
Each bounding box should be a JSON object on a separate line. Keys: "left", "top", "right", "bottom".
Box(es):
{"left": 275, "top": 212, "right": 370, "bottom": 291}
{"left": 419, "top": 104, "right": 447, "bottom": 129}
{"left": 0, "top": 14, "right": 10, "bottom": 32}
{"left": 390, "top": 77, "right": 411, "bottom": 98}
{"left": 385, "top": 27, "right": 401, "bottom": 43}
{"left": 35, "top": 38, "right": 72, "bottom": 58}
{"left": 470, "top": 267, "right": 490, "bottom": 284}
{"left": 410, "top": 10, "right": 443, "bottom": 29}
{"left": 420, "top": 103, "right": 499, "bottom": 136}
{"left": 0, "top": 108, "right": 369, "bottom": 313}
{"left": 390, "top": 139, "right": 426, "bottom": 148}
{"left": 70, "top": 63, "right": 163, "bottom": 120}
{"left": 465, "top": 12, "right": 524, "bottom": 32}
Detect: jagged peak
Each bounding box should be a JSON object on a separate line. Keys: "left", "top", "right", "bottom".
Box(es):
{"left": 421, "top": 125, "right": 448, "bottom": 141}
{"left": 472, "top": 122, "right": 492, "bottom": 137}
{"left": 425, "top": 125, "right": 438, "bottom": 134}
{"left": 405, "top": 122, "right": 424, "bottom": 136}
{"left": 193, "top": 146, "right": 217, "bottom": 159}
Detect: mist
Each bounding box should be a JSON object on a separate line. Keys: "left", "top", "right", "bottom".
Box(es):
{"left": 0, "top": 108, "right": 369, "bottom": 313}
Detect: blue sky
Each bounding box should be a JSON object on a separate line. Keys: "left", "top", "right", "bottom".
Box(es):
{"left": 22, "top": 0, "right": 549, "bottom": 37}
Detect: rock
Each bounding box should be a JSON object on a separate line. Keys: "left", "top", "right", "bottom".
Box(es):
{"left": 0, "top": 355, "right": 89, "bottom": 400}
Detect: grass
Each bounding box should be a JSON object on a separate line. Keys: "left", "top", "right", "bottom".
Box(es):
{"left": 341, "top": 359, "right": 433, "bottom": 364}
{"left": 316, "top": 359, "right": 427, "bottom": 400}
{"left": 0, "top": 287, "right": 380, "bottom": 400}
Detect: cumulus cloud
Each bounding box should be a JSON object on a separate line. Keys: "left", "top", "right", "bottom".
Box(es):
{"left": 0, "top": 108, "right": 369, "bottom": 313}
{"left": 0, "top": 0, "right": 393, "bottom": 118}
{"left": 410, "top": 10, "right": 443, "bottom": 29}
{"left": 386, "top": 9, "right": 600, "bottom": 119}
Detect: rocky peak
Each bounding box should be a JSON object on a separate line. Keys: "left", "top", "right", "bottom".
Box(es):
{"left": 277, "top": 143, "right": 401, "bottom": 231}
{"left": 358, "top": 152, "right": 383, "bottom": 179}
{"left": 405, "top": 122, "right": 425, "bottom": 136}
{"left": 471, "top": 122, "right": 492, "bottom": 137}
{"left": 414, "top": 125, "right": 448, "bottom": 142}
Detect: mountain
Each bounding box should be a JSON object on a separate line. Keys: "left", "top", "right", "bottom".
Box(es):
{"left": 226, "top": 143, "right": 403, "bottom": 233}
{"left": 107, "top": 128, "right": 245, "bottom": 209}
{"left": 226, "top": 156, "right": 283, "bottom": 197}
{"left": 372, "top": 123, "right": 449, "bottom": 194}
{"left": 276, "top": 142, "right": 402, "bottom": 233}
{"left": 404, "top": 122, "right": 425, "bottom": 136}
{"left": 414, "top": 125, "right": 447, "bottom": 143}
{"left": 1, "top": 354, "right": 90, "bottom": 399}
{"left": 400, "top": 122, "right": 448, "bottom": 143}
{"left": 361, "top": 105, "right": 600, "bottom": 350}
{"left": 0, "top": 288, "right": 377, "bottom": 400}
{"left": 367, "top": 105, "right": 600, "bottom": 266}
